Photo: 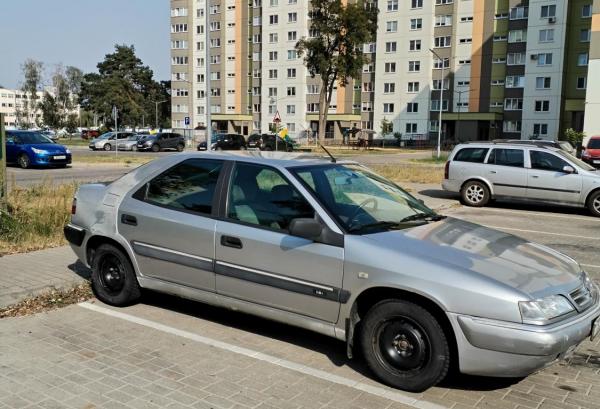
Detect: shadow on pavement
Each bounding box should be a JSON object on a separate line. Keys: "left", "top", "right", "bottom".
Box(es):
{"left": 140, "top": 289, "right": 525, "bottom": 392}
{"left": 68, "top": 261, "right": 91, "bottom": 280}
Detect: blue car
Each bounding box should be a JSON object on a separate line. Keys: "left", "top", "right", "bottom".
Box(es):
{"left": 5, "top": 130, "right": 72, "bottom": 168}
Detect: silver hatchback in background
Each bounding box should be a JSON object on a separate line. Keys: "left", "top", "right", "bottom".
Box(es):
{"left": 443, "top": 142, "right": 600, "bottom": 217}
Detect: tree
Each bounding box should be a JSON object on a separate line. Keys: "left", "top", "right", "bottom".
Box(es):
{"left": 380, "top": 118, "right": 393, "bottom": 138}
{"left": 296, "top": 0, "right": 377, "bottom": 141}
{"left": 564, "top": 128, "right": 585, "bottom": 147}
{"left": 20, "top": 59, "right": 44, "bottom": 129}
{"left": 65, "top": 113, "right": 79, "bottom": 134}
{"left": 40, "top": 92, "right": 61, "bottom": 130}
{"left": 79, "top": 45, "right": 169, "bottom": 129}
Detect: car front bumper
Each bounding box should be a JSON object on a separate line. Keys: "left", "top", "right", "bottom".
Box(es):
{"left": 450, "top": 290, "right": 600, "bottom": 377}
{"left": 31, "top": 153, "right": 72, "bottom": 166}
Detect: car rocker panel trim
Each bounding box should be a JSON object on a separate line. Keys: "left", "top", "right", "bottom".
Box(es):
{"left": 493, "top": 183, "right": 581, "bottom": 194}
{"left": 132, "top": 241, "right": 214, "bottom": 271}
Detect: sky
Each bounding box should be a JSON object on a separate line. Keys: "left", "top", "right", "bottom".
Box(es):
{"left": 0, "top": 0, "right": 170, "bottom": 89}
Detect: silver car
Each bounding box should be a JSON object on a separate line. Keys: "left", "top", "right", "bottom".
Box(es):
{"left": 443, "top": 142, "right": 600, "bottom": 216}
{"left": 118, "top": 134, "right": 146, "bottom": 151}
{"left": 89, "top": 132, "right": 134, "bottom": 151}
{"left": 64, "top": 152, "right": 600, "bottom": 392}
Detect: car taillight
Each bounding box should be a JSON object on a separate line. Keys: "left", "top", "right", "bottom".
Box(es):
{"left": 444, "top": 161, "right": 450, "bottom": 179}
{"left": 71, "top": 198, "right": 77, "bottom": 215}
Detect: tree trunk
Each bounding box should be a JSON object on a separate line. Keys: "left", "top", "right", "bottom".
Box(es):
{"left": 318, "top": 79, "right": 328, "bottom": 143}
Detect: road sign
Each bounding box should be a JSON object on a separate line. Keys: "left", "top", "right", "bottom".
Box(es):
{"left": 185, "top": 116, "right": 190, "bottom": 126}
{"left": 273, "top": 111, "right": 281, "bottom": 123}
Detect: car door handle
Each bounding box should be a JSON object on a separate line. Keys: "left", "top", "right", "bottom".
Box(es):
{"left": 221, "top": 235, "right": 243, "bottom": 249}
{"left": 121, "top": 214, "right": 138, "bottom": 226}
{"left": 489, "top": 170, "right": 497, "bottom": 174}
{"left": 531, "top": 175, "right": 539, "bottom": 179}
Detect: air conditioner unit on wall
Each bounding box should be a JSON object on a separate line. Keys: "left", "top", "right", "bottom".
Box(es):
{"left": 548, "top": 17, "right": 556, "bottom": 23}
{"left": 531, "top": 54, "right": 538, "bottom": 60}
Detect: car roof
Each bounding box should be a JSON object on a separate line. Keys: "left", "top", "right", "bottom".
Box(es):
{"left": 458, "top": 141, "right": 561, "bottom": 151}
{"left": 168, "top": 151, "right": 352, "bottom": 168}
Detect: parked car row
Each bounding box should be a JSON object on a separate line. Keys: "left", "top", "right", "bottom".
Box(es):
{"left": 88, "top": 132, "right": 185, "bottom": 152}
{"left": 197, "top": 133, "right": 294, "bottom": 152}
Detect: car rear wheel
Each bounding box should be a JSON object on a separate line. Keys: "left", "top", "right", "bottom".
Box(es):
{"left": 461, "top": 180, "right": 490, "bottom": 207}
{"left": 176, "top": 143, "right": 184, "bottom": 152}
{"left": 131, "top": 145, "right": 137, "bottom": 151}
{"left": 588, "top": 191, "right": 600, "bottom": 217}
{"left": 18, "top": 154, "right": 30, "bottom": 169}
{"left": 91, "top": 244, "right": 141, "bottom": 306}
{"left": 151, "top": 144, "right": 160, "bottom": 152}
{"left": 360, "top": 299, "right": 450, "bottom": 392}
{"left": 103, "top": 143, "right": 112, "bottom": 151}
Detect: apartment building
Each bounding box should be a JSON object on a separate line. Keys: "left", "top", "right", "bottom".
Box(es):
{"left": 1, "top": 88, "right": 47, "bottom": 128}
{"left": 584, "top": 1, "right": 600, "bottom": 137}
{"left": 171, "top": 0, "right": 596, "bottom": 141}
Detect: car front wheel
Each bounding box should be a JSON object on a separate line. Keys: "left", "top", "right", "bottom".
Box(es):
{"left": 103, "top": 143, "right": 112, "bottom": 151}
{"left": 91, "top": 244, "right": 141, "bottom": 306}
{"left": 176, "top": 143, "right": 184, "bottom": 152}
{"left": 360, "top": 299, "right": 450, "bottom": 392}
{"left": 588, "top": 191, "right": 600, "bottom": 217}
{"left": 18, "top": 154, "right": 31, "bottom": 169}
{"left": 151, "top": 144, "right": 160, "bottom": 152}
{"left": 461, "top": 180, "right": 490, "bottom": 207}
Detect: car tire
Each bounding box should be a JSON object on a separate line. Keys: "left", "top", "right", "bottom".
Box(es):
{"left": 91, "top": 244, "right": 141, "bottom": 306}
{"left": 151, "top": 144, "right": 160, "bottom": 152}
{"left": 460, "top": 180, "right": 490, "bottom": 207}
{"left": 103, "top": 143, "right": 112, "bottom": 151}
{"left": 18, "top": 154, "right": 30, "bottom": 169}
{"left": 131, "top": 145, "right": 137, "bottom": 151}
{"left": 588, "top": 191, "right": 600, "bottom": 217}
{"left": 360, "top": 299, "right": 450, "bottom": 392}
{"left": 176, "top": 143, "right": 184, "bottom": 152}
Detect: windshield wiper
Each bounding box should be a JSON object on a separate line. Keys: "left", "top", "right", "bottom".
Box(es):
{"left": 348, "top": 221, "right": 410, "bottom": 233}
{"left": 400, "top": 213, "right": 446, "bottom": 223}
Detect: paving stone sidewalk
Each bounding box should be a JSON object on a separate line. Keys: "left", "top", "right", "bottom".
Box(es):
{"left": 0, "top": 246, "right": 89, "bottom": 308}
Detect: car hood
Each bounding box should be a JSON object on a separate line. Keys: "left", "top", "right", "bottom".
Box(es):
{"left": 365, "top": 217, "right": 581, "bottom": 298}
{"left": 24, "top": 143, "right": 68, "bottom": 153}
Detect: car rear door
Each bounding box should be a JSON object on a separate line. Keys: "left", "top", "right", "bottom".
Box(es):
{"left": 526, "top": 149, "right": 583, "bottom": 203}
{"left": 485, "top": 148, "right": 528, "bottom": 198}
{"left": 117, "top": 158, "right": 226, "bottom": 291}
{"left": 5, "top": 133, "right": 18, "bottom": 163}
{"left": 214, "top": 161, "right": 344, "bottom": 323}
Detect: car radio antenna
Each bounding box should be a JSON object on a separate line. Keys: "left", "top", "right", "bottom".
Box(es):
{"left": 320, "top": 144, "right": 336, "bottom": 163}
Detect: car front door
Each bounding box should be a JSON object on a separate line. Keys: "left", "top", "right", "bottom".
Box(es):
{"left": 527, "top": 149, "right": 583, "bottom": 203}
{"left": 118, "top": 158, "right": 225, "bottom": 291}
{"left": 214, "top": 162, "right": 344, "bottom": 323}
{"left": 5, "top": 134, "right": 18, "bottom": 163}
{"left": 485, "top": 148, "right": 528, "bottom": 198}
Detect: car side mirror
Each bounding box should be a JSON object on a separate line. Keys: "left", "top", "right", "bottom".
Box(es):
{"left": 6, "top": 139, "right": 14, "bottom": 145}
{"left": 563, "top": 165, "right": 576, "bottom": 174}
{"left": 289, "top": 218, "right": 323, "bottom": 241}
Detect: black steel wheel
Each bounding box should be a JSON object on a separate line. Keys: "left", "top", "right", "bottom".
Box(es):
{"left": 360, "top": 299, "right": 449, "bottom": 392}
{"left": 91, "top": 244, "right": 141, "bottom": 306}
{"left": 18, "top": 154, "right": 31, "bottom": 169}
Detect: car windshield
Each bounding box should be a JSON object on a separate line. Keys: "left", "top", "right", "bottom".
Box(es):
{"left": 293, "top": 164, "right": 441, "bottom": 234}
{"left": 98, "top": 132, "right": 114, "bottom": 139}
{"left": 555, "top": 150, "right": 596, "bottom": 171}
{"left": 11, "top": 131, "right": 54, "bottom": 144}
{"left": 588, "top": 139, "right": 600, "bottom": 149}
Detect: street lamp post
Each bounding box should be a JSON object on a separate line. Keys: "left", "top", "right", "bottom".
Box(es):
{"left": 429, "top": 49, "right": 445, "bottom": 159}
{"left": 154, "top": 100, "right": 168, "bottom": 129}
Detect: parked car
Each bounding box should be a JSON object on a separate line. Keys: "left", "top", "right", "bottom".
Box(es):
{"left": 65, "top": 152, "right": 600, "bottom": 392}
{"left": 442, "top": 142, "right": 600, "bottom": 216}
{"left": 118, "top": 134, "right": 146, "bottom": 151}
{"left": 247, "top": 133, "right": 294, "bottom": 151}
{"left": 40, "top": 129, "right": 58, "bottom": 141}
{"left": 197, "top": 133, "right": 246, "bottom": 151}
{"left": 582, "top": 136, "right": 600, "bottom": 167}
{"left": 81, "top": 129, "right": 100, "bottom": 140}
{"left": 89, "top": 132, "right": 134, "bottom": 151}
{"left": 496, "top": 139, "right": 575, "bottom": 155}
{"left": 136, "top": 132, "right": 185, "bottom": 152}
{"left": 5, "top": 130, "right": 72, "bottom": 168}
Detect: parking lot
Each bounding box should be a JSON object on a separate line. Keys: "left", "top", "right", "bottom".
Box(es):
{"left": 1, "top": 182, "right": 599, "bottom": 409}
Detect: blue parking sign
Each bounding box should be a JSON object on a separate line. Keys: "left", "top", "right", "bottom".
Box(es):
{"left": 184, "top": 116, "right": 190, "bottom": 126}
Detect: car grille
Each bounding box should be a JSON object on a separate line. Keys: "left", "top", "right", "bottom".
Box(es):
{"left": 569, "top": 285, "right": 594, "bottom": 311}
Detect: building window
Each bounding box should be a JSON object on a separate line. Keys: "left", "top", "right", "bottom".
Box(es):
{"left": 503, "top": 120, "right": 522, "bottom": 133}
{"left": 307, "top": 84, "right": 319, "bottom": 94}
{"left": 287, "top": 50, "right": 297, "bottom": 59}
{"left": 536, "top": 77, "right": 551, "bottom": 89}
{"left": 286, "top": 105, "right": 295, "bottom": 114}
{"left": 540, "top": 5, "right": 556, "bottom": 18}
{"left": 269, "top": 33, "right": 278, "bottom": 43}
{"left": 537, "top": 53, "right": 553, "bottom": 66}
{"left": 435, "top": 36, "right": 452, "bottom": 48}
{"left": 385, "top": 62, "right": 397, "bottom": 73}
{"left": 432, "top": 79, "right": 449, "bottom": 90}
{"left": 582, "top": 4, "right": 592, "bottom": 18}
{"left": 363, "top": 82, "right": 374, "bottom": 92}
{"left": 407, "top": 82, "right": 419, "bottom": 93}
{"left": 171, "top": 24, "right": 188, "bottom": 33}
{"left": 383, "top": 103, "right": 395, "bottom": 113}
{"left": 509, "top": 6, "right": 528, "bottom": 20}
{"left": 385, "top": 42, "right": 397, "bottom": 53}
{"left": 433, "top": 58, "right": 450, "bottom": 69}
{"left": 268, "top": 69, "right": 278, "bottom": 79}
{"left": 435, "top": 15, "right": 452, "bottom": 26}
{"left": 407, "top": 102, "right": 418, "bottom": 113}
{"left": 461, "top": 16, "right": 474, "bottom": 22}
{"left": 306, "top": 103, "right": 319, "bottom": 113}
{"left": 506, "top": 75, "right": 525, "bottom": 88}
{"left": 435, "top": 0, "right": 453, "bottom": 4}
{"left": 534, "top": 100, "right": 550, "bottom": 112}
{"left": 269, "top": 51, "right": 278, "bottom": 61}
{"left": 384, "top": 83, "right": 396, "bottom": 93}
{"left": 288, "top": 12, "right": 297, "bottom": 23}
{"left": 268, "top": 87, "right": 277, "bottom": 97}
{"left": 409, "top": 40, "right": 422, "bottom": 51}
{"left": 269, "top": 14, "right": 278, "bottom": 24}
{"left": 578, "top": 53, "right": 589, "bottom": 66}
{"left": 410, "top": 18, "right": 423, "bottom": 30}
{"left": 171, "top": 7, "right": 188, "bottom": 17}
{"left": 492, "top": 57, "right": 506, "bottom": 64}
{"left": 457, "top": 80, "right": 470, "bottom": 87}
{"left": 431, "top": 100, "right": 449, "bottom": 111}
{"left": 411, "top": 0, "right": 423, "bottom": 8}
{"left": 504, "top": 98, "right": 523, "bottom": 111}
{"left": 386, "top": 21, "right": 398, "bottom": 32}
{"left": 508, "top": 30, "right": 527, "bottom": 43}
{"left": 408, "top": 61, "right": 420, "bottom": 72}
{"left": 288, "top": 31, "right": 297, "bottom": 41}
{"left": 406, "top": 123, "right": 417, "bottom": 134}
{"left": 387, "top": 0, "right": 398, "bottom": 11}
{"left": 507, "top": 52, "right": 526, "bottom": 65}
{"left": 362, "top": 102, "right": 373, "bottom": 112}
{"left": 539, "top": 29, "right": 554, "bottom": 43}
{"left": 580, "top": 29, "right": 591, "bottom": 42}
{"left": 533, "top": 124, "right": 548, "bottom": 136}
{"left": 287, "top": 87, "right": 296, "bottom": 96}
{"left": 577, "top": 77, "right": 587, "bottom": 90}
{"left": 287, "top": 68, "right": 297, "bottom": 78}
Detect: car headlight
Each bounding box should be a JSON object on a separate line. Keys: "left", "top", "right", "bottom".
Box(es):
{"left": 31, "top": 148, "right": 46, "bottom": 155}
{"left": 65, "top": 149, "right": 71, "bottom": 154}
{"left": 519, "top": 295, "right": 575, "bottom": 325}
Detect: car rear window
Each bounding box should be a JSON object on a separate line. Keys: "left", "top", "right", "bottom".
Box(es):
{"left": 453, "top": 148, "right": 489, "bottom": 163}
{"left": 588, "top": 139, "right": 600, "bottom": 149}
{"left": 487, "top": 148, "right": 524, "bottom": 167}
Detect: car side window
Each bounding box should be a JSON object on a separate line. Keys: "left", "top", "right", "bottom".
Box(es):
{"left": 227, "top": 163, "right": 314, "bottom": 232}
{"left": 453, "top": 148, "right": 489, "bottom": 163}
{"left": 530, "top": 151, "right": 569, "bottom": 172}
{"left": 135, "top": 159, "right": 223, "bottom": 215}
{"left": 487, "top": 148, "right": 524, "bottom": 167}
